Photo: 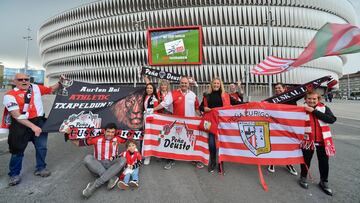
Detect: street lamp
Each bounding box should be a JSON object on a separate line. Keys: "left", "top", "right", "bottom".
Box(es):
{"left": 266, "top": 1, "right": 274, "bottom": 97}
{"left": 132, "top": 19, "right": 146, "bottom": 87}
{"left": 23, "top": 27, "right": 32, "bottom": 74}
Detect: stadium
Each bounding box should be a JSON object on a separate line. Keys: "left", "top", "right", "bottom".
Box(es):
{"left": 38, "top": 0, "right": 357, "bottom": 96}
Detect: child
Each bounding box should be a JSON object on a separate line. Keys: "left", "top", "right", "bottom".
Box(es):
{"left": 117, "top": 140, "right": 142, "bottom": 189}
{"left": 299, "top": 91, "right": 336, "bottom": 196}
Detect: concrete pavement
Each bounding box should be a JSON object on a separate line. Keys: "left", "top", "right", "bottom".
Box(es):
{"left": 0, "top": 93, "right": 359, "bottom": 203}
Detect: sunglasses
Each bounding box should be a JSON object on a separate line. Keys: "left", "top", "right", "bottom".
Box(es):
{"left": 16, "top": 78, "right": 30, "bottom": 82}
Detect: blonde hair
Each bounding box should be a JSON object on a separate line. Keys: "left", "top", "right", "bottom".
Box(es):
{"left": 158, "top": 79, "right": 170, "bottom": 90}
{"left": 207, "top": 77, "right": 225, "bottom": 95}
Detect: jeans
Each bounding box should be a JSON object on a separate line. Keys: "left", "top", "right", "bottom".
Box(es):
{"left": 123, "top": 168, "right": 139, "bottom": 184}
{"left": 83, "top": 154, "right": 126, "bottom": 188}
{"left": 208, "top": 133, "right": 217, "bottom": 165}
{"left": 8, "top": 132, "right": 48, "bottom": 177}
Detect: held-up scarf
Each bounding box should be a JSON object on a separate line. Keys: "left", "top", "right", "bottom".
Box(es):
{"left": 301, "top": 103, "right": 336, "bottom": 156}
{"left": 0, "top": 85, "right": 33, "bottom": 133}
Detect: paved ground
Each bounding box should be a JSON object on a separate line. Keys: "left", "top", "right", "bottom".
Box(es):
{"left": 0, "top": 92, "right": 359, "bottom": 203}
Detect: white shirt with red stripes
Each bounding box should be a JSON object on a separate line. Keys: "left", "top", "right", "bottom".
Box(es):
{"left": 3, "top": 84, "right": 52, "bottom": 119}
{"left": 86, "top": 135, "right": 125, "bottom": 160}
{"left": 160, "top": 89, "right": 199, "bottom": 117}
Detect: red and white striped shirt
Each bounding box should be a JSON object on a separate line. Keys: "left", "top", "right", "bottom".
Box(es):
{"left": 161, "top": 89, "right": 199, "bottom": 117}
{"left": 3, "top": 84, "right": 52, "bottom": 119}
{"left": 86, "top": 135, "right": 125, "bottom": 160}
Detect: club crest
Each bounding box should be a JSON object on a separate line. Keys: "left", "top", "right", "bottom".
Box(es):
{"left": 238, "top": 121, "right": 271, "bottom": 156}
{"left": 59, "top": 111, "right": 102, "bottom": 133}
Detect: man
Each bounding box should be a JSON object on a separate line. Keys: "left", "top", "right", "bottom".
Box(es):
{"left": 153, "top": 77, "right": 201, "bottom": 169}
{"left": 229, "top": 81, "right": 244, "bottom": 102}
{"left": 3, "top": 73, "right": 62, "bottom": 186}
{"left": 267, "top": 83, "right": 299, "bottom": 175}
{"left": 70, "top": 123, "right": 126, "bottom": 198}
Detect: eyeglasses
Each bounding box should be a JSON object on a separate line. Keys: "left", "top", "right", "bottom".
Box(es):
{"left": 16, "top": 78, "right": 30, "bottom": 82}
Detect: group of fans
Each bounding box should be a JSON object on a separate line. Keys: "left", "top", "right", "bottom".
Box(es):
{"left": 2, "top": 73, "right": 336, "bottom": 198}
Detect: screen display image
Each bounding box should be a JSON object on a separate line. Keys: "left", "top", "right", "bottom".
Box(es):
{"left": 148, "top": 26, "right": 202, "bottom": 65}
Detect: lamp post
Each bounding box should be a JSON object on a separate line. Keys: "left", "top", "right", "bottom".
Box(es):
{"left": 347, "top": 74, "right": 350, "bottom": 100}
{"left": 23, "top": 27, "right": 32, "bottom": 74}
{"left": 133, "top": 19, "right": 146, "bottom": 87}
{"left": 266, "top": 1, "right": 273, "bottom": 97}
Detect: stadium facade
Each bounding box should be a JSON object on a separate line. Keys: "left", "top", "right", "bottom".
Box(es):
{"left": 38, "top": 0, "right": 357, "bottom": 91}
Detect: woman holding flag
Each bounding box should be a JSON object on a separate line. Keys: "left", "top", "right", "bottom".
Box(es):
{"left": 200, "top": 77, "right": 243, "bottom": 174}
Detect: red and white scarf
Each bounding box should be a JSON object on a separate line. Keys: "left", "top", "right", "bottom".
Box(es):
{"left": 301, "top": 103, "right": 336, "bottom": 156}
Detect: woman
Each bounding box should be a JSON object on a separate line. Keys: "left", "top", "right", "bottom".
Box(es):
{"left": 144, "top": 76, "right": 171, "bottom": 114}
{"left": 141, "top": 83, "right": 159, "bottom": 165}
{"left": 200, "top": 77, "right": 243, "bottom": 174}
{"left": 299, "top": 91, "right": 336, "bottom": 196}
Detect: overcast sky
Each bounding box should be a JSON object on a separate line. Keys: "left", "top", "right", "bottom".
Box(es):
{"left": 0, "top": 0, "right": 359, "bottom": 74}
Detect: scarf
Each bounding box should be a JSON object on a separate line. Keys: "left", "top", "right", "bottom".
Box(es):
{"left": 0, "top": 85, "right": 33, "bottom": 133}
{"left": 301, "top": 103, "right": 336, "bottom": 156}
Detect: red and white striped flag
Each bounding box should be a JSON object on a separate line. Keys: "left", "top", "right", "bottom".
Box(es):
{"left": 212, "top": 102, "right": 306, "bottom": 166}
{"left": 251, "top": 23, "right": 360, "bottom": 75}
{"left": 250, "top": 56, "right": 295, "bottom": 75}
{"left": 143, "top": 113, "right": 209, "bottom": 165}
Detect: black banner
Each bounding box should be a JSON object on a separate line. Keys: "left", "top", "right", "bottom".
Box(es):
{"left": 141, "top": 66, "right": 182, "bottom": 82}
{"left": 43, "top": 80, "right": 144, "bottom": 132}
{"left": 263, "top": 76, "right": 332, "bottom": 104}
{"left": 67, "top": 128, "right": 142, "bottom": 140}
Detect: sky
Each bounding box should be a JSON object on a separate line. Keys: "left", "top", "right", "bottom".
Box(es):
{"left": 0, "top": 0, "right": 359, "bottom": 74}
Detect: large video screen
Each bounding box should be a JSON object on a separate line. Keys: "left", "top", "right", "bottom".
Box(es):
{"left": 147, "top": 26, "right": 203, "bottom": 65}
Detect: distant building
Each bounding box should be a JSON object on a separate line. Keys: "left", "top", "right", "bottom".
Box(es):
{"left": 0, "top": 64, "right": 4, "bottom": 87}
{"left": 3, "top": 67, "right": 45, "bottom": 86}
{"left": 338, "top": 71, "right": 360, "bottom": 99}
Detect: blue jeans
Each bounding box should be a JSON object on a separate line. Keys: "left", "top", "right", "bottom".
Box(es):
{"left": 8, "top": 132, "right": 48, "bottom": 177}
{"left": 208, "top": 133, "right": 216, "bottom": 164}
{"left": 123, "top": 168, "right": 139, "bottom": 184}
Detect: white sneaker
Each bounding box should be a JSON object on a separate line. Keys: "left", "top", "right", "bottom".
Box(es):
{"left": 286, "top": 165, "right": 298, "bottom": 176}
{"left": 267, "top": 165, "right": 275, "bottom": 173}
{"left": 144, "top": 157, "right": 151, "bottom": 165}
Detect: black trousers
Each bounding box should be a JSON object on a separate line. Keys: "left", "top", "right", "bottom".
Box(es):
{"left": 300, "top": 145, "right": 329, "bottom": 182}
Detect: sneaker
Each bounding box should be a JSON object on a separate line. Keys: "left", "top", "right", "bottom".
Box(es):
{"left": 196, "top": 162, "right": 204, "bottom": 169}
{"left": 164, "top": 160, "right": 175, "bottom": 170}
{"left": 34, "top": 168, "right": 51, "bottom": 177}
{"left": 319, "top": 181, "right": 333, "bottom": 196}
{"left": 267, "top": 165, "right": 275, "bottom": 173}
{"left": 286, "top": 165, "right": 298, "bottom": 176}
{"left": 128, "top": 180, "right": 139, "bottom": 188}
{"left": 298, "top": 177, "right": 309, "bottom": 189}
{"left": 82, "top": 182, "right": 97, "bottom": 198}
{"left": 8, "top": 175, "right": 21, "bottom": 186}
{"left": 117, "top": 181, "right": 129, "bottom": 190}
{"left": 107, "top": 176, "right": 119, "bottom": 190}
{"left": 208, "top": 162, "right": 216, "bottom": 173}
{"left": 144, "top": 157, "right": 151, "bottom": 165}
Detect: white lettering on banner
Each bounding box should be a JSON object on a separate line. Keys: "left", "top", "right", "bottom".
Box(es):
{"left": 144, "top": 68, "right": 159, "bottom": 77}
{"left": 80, "top": 86, "right": 107, "bottom": 92}
{"left": 54, "top": 102, "right": 108, "bottom": 109}
{"left": 166, "top": 73, "right": 181, "bottom": 81}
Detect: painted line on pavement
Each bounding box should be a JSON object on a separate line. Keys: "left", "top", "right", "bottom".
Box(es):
{"left": 335, "top": 121, "right": 360, "bottom": 129}
{"left": 337, "top": 116, "right": 360, "bottom": 121}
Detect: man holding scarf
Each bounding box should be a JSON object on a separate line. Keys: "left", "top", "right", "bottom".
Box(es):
{"left": 2, "top": 73, "right": 62, "bottom": 186}
{"left": 299, "top": 91, "right": 337, "bottom": 196}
